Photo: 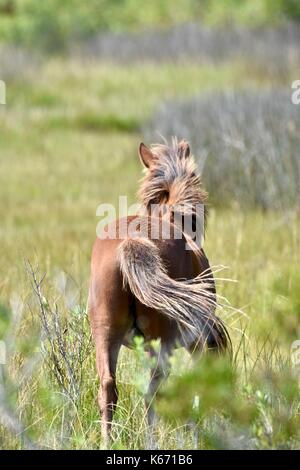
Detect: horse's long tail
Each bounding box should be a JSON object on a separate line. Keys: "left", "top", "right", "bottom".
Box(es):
{"left": 118, "top": 237, "right": 230, "bottom": 353}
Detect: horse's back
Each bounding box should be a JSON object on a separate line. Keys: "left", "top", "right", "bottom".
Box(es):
{"left": 89, "top": 216, "right": 212, "bottom": 345}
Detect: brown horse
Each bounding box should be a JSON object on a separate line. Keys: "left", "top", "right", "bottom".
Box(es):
{"left": 88, "top": 139, "right": 230, "bottom": 442}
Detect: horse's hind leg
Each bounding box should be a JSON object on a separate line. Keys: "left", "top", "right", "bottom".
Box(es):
{"left": 95, "top": 333, "right": 122, "bottom": 444}
{"left": 145, "top": 344, "right": 170, "bottom": 428}
{"left": 91, "top": 303, "right": 130, "bottom": 445}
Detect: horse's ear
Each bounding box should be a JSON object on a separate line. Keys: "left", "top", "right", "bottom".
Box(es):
{"left": 178, "top": 140, "right": 190, "bottom": 159}
{"left": 139, "top": 143, "right": 154, "bottom": 168}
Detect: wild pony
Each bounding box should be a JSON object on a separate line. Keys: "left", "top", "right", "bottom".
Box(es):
{"left": 88, "top": 139, "right": 231, "bottom": 441}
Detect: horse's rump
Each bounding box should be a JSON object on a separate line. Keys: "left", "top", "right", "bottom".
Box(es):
{"left": 118, "top": 233, "right": 229, "bottom": 352}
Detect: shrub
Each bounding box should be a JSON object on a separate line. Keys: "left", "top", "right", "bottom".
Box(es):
{"left": 145, "top": 90, "right": 300, "bottom": 210}
{"left": 0, "top": 1, "right": 300, "bottom": 52}
{"left": 73, "top": 22, "right": 300, "bottom": 71}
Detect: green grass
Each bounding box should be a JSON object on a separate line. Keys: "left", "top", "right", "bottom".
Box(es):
{"left": 5, "top": 60, "right": 263, "bottom": 132}
{"left": 0, "top": 58, "right": 299, "bottom": 449}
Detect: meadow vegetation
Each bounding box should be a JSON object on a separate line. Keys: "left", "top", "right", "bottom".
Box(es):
{"left": 0, "top": 4, "right": 299, "bottom": 450}
{"left": 147, "top": 90, "right": 300, "bottom": 209}
{"left": 1, "top": 0, "right": 300, "bottom": 51}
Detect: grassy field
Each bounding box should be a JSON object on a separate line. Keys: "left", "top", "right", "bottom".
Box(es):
{"left": 0, "top": 56, "right": 299, "bottom": 449}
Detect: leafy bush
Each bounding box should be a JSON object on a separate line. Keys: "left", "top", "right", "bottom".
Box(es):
{"left": 157, "top": 354, "right": 300, "bottom": 449}
{"left": 0, "top": 0, "right": 300, "bottom": 52}
{"left": 145, "top": 90, "right": 300, "bottom": 210}
{"left": 198, "top": 0, "right": 300, "bottom": 26}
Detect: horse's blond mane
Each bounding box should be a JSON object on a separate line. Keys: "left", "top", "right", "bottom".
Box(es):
{"left": 139, "top": 137, "right": 207, "bottom": 211}
{"left": 138, "top": 138, "right": 208, "bottom": 247}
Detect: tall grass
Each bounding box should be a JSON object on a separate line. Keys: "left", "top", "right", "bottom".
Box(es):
{"left": 73, "top": 22, "right": 300, "bottom": 75}
{"left": 1, "top": 233, "right": 300, "bottom": 449}
{"left": 146, "top": 90, "right": 300, "bottom": 209}
{"left": 0, "top": 45, "right": 40, "bottom": 80}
